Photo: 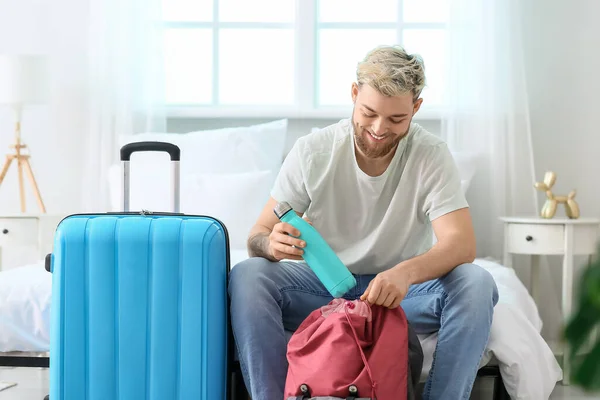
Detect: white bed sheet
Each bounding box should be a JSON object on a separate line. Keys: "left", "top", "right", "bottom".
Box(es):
{"left": 416, "top": 258, "right": 563, "bottom": 399}
{"left": 0, "top": 261, "right": 51, "bottom": 352}
{"left": 0, "top": 254, "right": 562, "bottom": 399}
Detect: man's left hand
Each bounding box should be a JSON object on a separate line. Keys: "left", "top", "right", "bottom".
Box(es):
{"left": 360, "top": 266, "right": 412, "bottom": 309}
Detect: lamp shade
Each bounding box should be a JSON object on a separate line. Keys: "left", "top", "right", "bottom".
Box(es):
{"left": 0, "top": 54, "right": 49, "bottom": 105}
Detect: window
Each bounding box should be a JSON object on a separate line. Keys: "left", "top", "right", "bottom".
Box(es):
{"left": 163, "top": 0, "right": 448, "bottom": 117}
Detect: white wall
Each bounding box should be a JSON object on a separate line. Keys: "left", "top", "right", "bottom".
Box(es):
{"left": 519, "top": 0, "right": 600, "bottom": 339}
{"left": 0, "top": 0, "right": 88, "bottom": 215}
{"left": 523, "top": 0, "right": 600, "bottom": 219}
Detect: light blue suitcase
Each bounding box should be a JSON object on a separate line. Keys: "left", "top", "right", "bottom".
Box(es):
{"left": 47, "top": 142, "right": 231, "bottom": 400}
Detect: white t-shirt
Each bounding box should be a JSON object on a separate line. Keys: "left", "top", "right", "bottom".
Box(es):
{"left": 270, "top": 118, "right": 468, "bottom": 275}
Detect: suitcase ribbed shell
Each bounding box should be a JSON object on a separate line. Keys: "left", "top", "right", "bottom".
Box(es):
{"left": 49, "top": 214, "right": 229, "bottom": 400}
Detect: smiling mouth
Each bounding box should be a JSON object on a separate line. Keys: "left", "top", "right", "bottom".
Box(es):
{"left": 367, "top": 130, "right": 386, "bottom": 141}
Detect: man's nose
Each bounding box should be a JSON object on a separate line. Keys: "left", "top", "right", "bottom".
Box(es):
{"left": 372, "top": 119, "right": 388, "bottom": 135}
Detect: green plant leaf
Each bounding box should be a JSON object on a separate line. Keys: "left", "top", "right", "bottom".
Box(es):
{"left": 564, "top": 243, "right": 600, "bottom": 392}
{"left": 565, "top": 264, "right": 600, "bottom": 358}
{"left": 571, "top": 339, "right": 600, "bottom": 391}
{"left": 564, "top": 302, "right": 598, "bottom": 359}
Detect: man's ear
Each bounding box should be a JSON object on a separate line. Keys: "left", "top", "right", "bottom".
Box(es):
{"left": 351, "top": 82, "right": 359, "bottom": 103}
{"left": 413, "top": 98, "right": 423, "bottom": 115}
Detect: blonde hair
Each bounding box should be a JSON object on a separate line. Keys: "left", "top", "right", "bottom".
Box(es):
{"left": 356, "top": 45, "right": 426, "bottom": 101}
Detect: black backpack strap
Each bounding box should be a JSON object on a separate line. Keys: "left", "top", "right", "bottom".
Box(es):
{"left": 407, "top": 322, "right": 424, "bottom": 388}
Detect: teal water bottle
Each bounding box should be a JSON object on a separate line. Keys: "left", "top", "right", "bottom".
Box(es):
{"left": 274, "top": 201, "right": 357, "bottom": 298}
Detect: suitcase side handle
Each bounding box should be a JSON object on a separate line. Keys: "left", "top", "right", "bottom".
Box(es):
{"left": 45, "top": 253, "right": 52, "bottom": 273}
{"left": 120, "top": 141, "right": 180, "bottom": 161}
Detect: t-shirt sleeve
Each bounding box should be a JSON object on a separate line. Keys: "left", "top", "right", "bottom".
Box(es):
{"left": 421, "top": 143, "right": 469, "bottom": 221}
{"left": 270, "top": 139, "right": 311, "bottom": 214}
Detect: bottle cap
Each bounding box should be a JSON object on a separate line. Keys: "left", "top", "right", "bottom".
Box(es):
{"left": 273, "top": 201, "right": 293, "bottom": 219}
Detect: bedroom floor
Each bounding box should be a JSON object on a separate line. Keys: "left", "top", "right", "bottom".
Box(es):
{"left": 1, "top": 367, "right": 599, "bottom": 400}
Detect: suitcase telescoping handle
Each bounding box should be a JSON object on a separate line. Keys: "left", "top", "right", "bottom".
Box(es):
{"left": 120, "top": 141, "right": 181, "bottom": 213}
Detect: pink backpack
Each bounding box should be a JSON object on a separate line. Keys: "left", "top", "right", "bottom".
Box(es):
{"left": 284, "top": 299, "right": 417, "bottom": 400}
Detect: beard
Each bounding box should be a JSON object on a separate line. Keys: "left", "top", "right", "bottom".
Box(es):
{"left": 352, "top": 117, "right": 409, "bottom": 159}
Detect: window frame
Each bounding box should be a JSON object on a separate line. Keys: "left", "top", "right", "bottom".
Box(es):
{"left": 164, "top": 0, "right": 447, "bottom": 120}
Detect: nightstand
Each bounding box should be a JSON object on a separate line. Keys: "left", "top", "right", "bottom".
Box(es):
{"left": 0, "top": 214, "right": 65, "bottom": 271}
{"left": 500, "top": 216, "right": 600, "bottom": 385}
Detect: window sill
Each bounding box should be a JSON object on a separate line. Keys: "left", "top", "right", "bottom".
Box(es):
{"left": 165, "top": 105, "right": 444, "bottom": 121}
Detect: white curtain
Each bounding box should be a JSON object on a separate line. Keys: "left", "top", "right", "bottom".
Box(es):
{"left": 441, "top": 0, "right": 538, "bottom": 260}
{"left": 81, "top": 0, "right": 166, "bottom": 212}
{"left": 441, "top": 0, "right": 562, "bottom": 336}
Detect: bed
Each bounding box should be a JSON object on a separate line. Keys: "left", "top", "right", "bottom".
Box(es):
{"left": 0, "top": 261, "right": 50, "bottom": 369}
{"left": 0, "top": 120, "right": 563, "bottom": 398}
{"left": 0, "top": 250, "right": 562, "bottom": 399}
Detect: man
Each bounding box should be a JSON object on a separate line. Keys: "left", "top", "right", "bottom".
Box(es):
{"left": 229, "top": 45, "right": 499, "bottom": 400}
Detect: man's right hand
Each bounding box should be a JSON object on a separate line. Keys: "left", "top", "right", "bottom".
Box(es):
{"left": 247, "top": 197, "right": 313, "bottom": 261}
{"left": 268, "top": 222, "right": 306, "bottom": 261}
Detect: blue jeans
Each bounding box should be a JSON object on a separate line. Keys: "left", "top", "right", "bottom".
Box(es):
{"left": 229, "top": 258, "right": 499, "bottom": 400}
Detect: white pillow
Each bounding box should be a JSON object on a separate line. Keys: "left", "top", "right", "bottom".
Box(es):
{"left": 108, "top": 168, "right": 274, "bottom": 249}
{"left": 181, "top": 170, "right": 275, "bottom": 249}
{"left": 109, "top": 119, "right": 288, "bottom": 212}
{"left": 108, "top": 162, "right": 176, "bottom": 212}
{"left": 119, "top": 119, "right": 288, "bottom": 175}
{"left": 451, "top": 152, "right": 479, "bottom": 193}
{"left": 461, "top": 179, "right": 470, "bottom": 196}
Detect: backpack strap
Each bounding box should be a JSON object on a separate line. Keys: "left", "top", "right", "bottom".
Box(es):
{"left": 344, "top": 304, "right": 377, "bottom": 399}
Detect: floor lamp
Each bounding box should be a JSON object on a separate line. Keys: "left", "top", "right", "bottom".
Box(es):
{"left": 0, "top": 55, "right": 48, "bottom": 213}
